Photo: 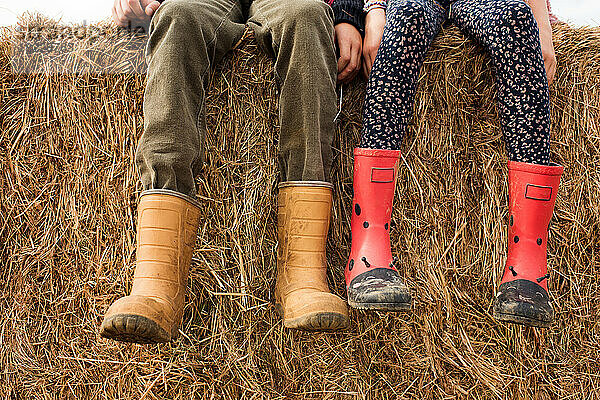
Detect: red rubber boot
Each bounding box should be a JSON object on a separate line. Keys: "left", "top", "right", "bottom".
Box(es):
{"left": 345, "top": 148, "right": 411, "bottom": 310}
{"left": 493, "top": 161, "right": 563, "bottom": 327}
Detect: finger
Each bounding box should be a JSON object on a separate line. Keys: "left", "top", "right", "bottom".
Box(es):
{"left": 338, "top": 68, "right": 349, "bottom": 83}
{"left": 362, "top": 47, "right": 371, "bottom": 78}
{"left": 544, "top": 58, "right": 553, "bottom": 83}
{"left": 345, "top": 42, "right": 362, "bottom": 82}
{"left": 355, "top": 56, "right": 362, "bottom": 77}
{"left": 340, "top": 42, "right": 360, "bottom": 83}
{"left": 339, "top": 49, "right": 358, "bottom": 82}
{"left": 548, "top": 62, "right": 557, "bottom": 84}
{"left": 114, "top": 1, "right": 125, "bottom": 24}
{"left": 145, "top": 0, "right": 161, "bottom": 16}
{"left": 340, "top": 68, "right": 352, "bottom": 84}
{"left": 346, "top": 62, "right": 360, "bottom": 83}
{"left": 337, "top": 41, "right": 351, "bottom": 73}
{"left": 337, "top": 44, "right": 351, "bottom": 81}
{"left": 127, "top": 0, "right": 146, "bottom": 19}
{"left": 114, "top": 3, "right": 128, "bottom": 27}
{"left": 368, "top": 47, "right": 379, "bottom": 75}
{"left": 352, "top": 40, "right": 362, "bottom": 70}
{"left": 120, "top": 0, "right": 136, "bottom": 20}
{"left": 338, "top": 63, "right": 350, "bottom": 82}
{"left": 367, "top": 51, "right": 373, "bottom": 76}
{"left": 111, "top": 6, "right": 118, "bottom": 25}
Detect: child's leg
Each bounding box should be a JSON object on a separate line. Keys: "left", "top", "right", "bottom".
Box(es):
{"left": 346, "top": 0, "right": 447, "bottom": 311}
{"left": 450, "top": 0, "right": 562, "bottom": 328}
{"left": 361, "top": 0, "right": 447, "bottom": 150}
{"left": 450, "top": 0, "right": 551, "bottom": 164}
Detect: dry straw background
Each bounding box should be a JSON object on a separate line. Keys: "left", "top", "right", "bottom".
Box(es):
{"left": 1, "top": 16, "right": 600, "bottom": 399}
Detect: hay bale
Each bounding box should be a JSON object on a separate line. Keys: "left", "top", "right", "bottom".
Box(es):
{"left": 1, "top": 15, "right": 599, "bottom": 399}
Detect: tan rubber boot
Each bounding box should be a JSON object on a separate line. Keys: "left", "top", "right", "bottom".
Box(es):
{"left": 100, "top": 189, "right": 201, "bottom": 343}
{"left": 275, "top": 181, "right": 349, "bottom": 331}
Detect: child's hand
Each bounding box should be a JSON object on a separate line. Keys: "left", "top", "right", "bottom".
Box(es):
{"left": 112, "top": 0, "right": 162, "bottom": 27}
{"left": 362, "top": 8, "right": 385, "bottom": 78}
{"left": 539, "top": 25, "right": 556, "bottom": 84}
{"left": 335, "top": 23, "right": 363, "bottom": 84}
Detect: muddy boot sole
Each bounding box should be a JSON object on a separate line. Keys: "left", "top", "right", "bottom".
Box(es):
{"left": 493, "top": 279, "right": 554, "bottom": 328}
{"left": 275, "top": 303, "right": 348, "bottom": 331}
{"left": 347, "top": 268, "right": 412, "bottom": 311}
{"left": 101, "top": 314, "right": 172, "bottom": 344}
{"left": 493, "top": 311, "right": 552, "bottom": 328}
{"left": 283, "top": 311, "right": 348, "bottom": 331}
{"left": 348, "top": 299, "right": 411, "bottom": 311}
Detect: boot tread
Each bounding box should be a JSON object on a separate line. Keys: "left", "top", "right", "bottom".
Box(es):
{"left": 101, "top": 313, "right": 171, "bottom": 344}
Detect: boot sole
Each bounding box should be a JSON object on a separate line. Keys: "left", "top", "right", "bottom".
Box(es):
{"left": 275, "top": 303, "right": 348, "bottom": 331}
{"left": 101, "top": 314, "right": 172, "bottom": 344}
{"left": 349, "top": 300, "right": 412, "bottom": 311}
{"left": 493, "top": 311, "right": 552, "bottom": 328}
{"left": 283, "top": 311, "right": 349, "bottom": 331}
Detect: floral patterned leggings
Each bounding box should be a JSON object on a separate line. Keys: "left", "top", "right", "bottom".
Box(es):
{"left": 361, "top": 0, "right": 551, "bottom": 165}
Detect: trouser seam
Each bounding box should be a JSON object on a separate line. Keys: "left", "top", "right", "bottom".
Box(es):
{"left": 247, "top": 4, "right": 282, "bottom": 85}
{"left": 246, "top": 3, "right": 286, "bottom": 174}
{"left": 201, "top": 2, "right": 243, "bottom": 78}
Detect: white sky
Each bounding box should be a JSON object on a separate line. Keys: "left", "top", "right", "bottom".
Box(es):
{"left": 0, "top": 0, "right": 599, "bottom": 26}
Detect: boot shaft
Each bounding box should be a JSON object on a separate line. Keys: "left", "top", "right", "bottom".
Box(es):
{"left": 351, "top": 148, "right": 400, "bottom": 226}
{"left": 503, "top": 161, "right": 563, "bottom": 289}
{"left": 100, "top": 189, "right": 202, "bottom": 343}
{"left": 131, "top": 190, "right": 201, "bottom": 302}
{"left": 276, "top": 182, "right": 332, "bottom": 295}
{"left": 346, "top": 148, "right": 401, "bottom": 285}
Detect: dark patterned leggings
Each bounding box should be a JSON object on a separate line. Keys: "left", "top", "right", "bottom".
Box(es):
{"left": 361, "top": 0, "right": 551, "bottom": 165}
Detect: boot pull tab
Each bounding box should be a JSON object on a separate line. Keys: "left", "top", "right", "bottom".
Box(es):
{"left": 371, "top": 168, "right": 395, "bottom": 183}
{"left": 508, "top": 266, "right": 517, "bottom": 277}
{"left": 361, "top": 257, "right": 371, "bottom": 268}
{"left": 525, "top": 184, "right": 553, "bottom": 201}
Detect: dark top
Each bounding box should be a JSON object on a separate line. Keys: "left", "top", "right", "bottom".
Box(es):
{"left": 330, "top": 0, "right": 365, "bottom": 34}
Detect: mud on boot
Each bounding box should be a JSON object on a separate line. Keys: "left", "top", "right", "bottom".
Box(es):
{"left": 345, "top": 148, "right": 412, "bottom": 311}
{"left": 494, "top": 279, "right": 553, "bottom": 327}
{"left": 347, "top": 266, "right": 411, "bottom": 311}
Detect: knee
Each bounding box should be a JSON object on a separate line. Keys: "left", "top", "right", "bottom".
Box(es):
{"left": 149, "top": 0, "right": 211, "bottom": 45}
{"left": 151, "top": 0, "right": 195, "bottom": 29}
{"left": 279, "top": 0, "right": 334, "bottom": 34}
{"left": 399, "top": 0, "right": 428, "bottom": 18}
{"left": 274, "top": 0, "right": 335, "bottom": 61}
{"left": 489, "top": 0, "right": 537, "bottom": 32}
{"left": 388, "top": 0, "right": 436, "bottom": 31}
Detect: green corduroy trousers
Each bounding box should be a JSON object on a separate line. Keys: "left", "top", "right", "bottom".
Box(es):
{"left": 137, "top": 0, "right": 339, "bottom": 196}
